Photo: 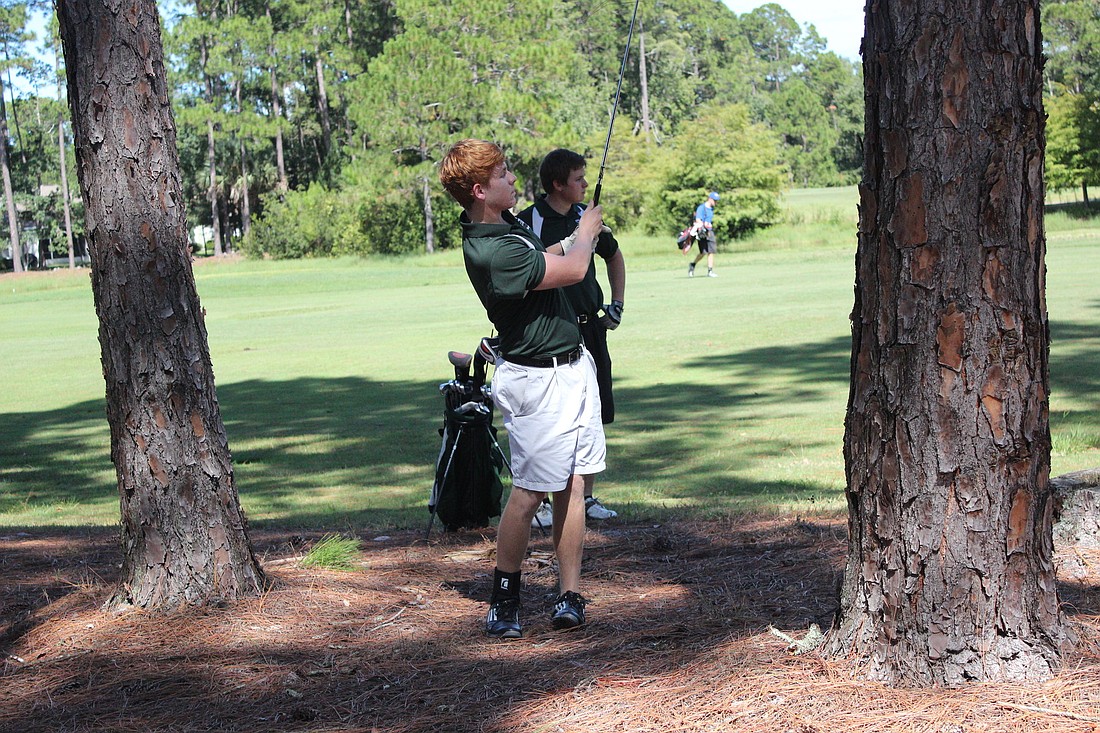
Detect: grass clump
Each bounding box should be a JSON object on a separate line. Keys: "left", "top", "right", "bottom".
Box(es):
{"left": 300, "top": 533, "right": 362, "bottom": 571}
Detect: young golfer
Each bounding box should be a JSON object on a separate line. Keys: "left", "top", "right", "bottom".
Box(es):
{"left": 517, "top": 148, "right": 625, "bottom": 528}
{"left": 439, "top": 139, "right": 606, "bottom": 638}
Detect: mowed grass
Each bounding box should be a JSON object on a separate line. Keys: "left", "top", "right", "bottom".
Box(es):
{"left": 2, "top": 190, "right": 1098, "bottom": 529}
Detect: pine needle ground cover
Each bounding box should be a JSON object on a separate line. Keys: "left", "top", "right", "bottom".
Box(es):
{"left": 1, "top": 520, "right": 1098, "bottom": 732}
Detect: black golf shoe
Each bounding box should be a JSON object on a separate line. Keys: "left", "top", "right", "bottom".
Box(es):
{"left": 550, "top": 591, "right": 587, "bottom": 630}
{"left": 486, "top": 596, "right": 522, "bottom": 638}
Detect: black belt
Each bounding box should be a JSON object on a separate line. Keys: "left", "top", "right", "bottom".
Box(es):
{"left": 503, "top": 347, "right": 582, "bottom": 368}
{"left": 576, "top": 313, "right": 597, "bottom": 324}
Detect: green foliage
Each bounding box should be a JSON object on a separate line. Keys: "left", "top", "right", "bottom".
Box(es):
{"left": 643, "top": 103, "right": 786, "bottom": 239}
{"left": 351, "top": 162, "right": 461, "bottom": 255}
{"left": 766, "top": 77, "right": 838, "bottom": 186}
{"left": 1043, "top": 1, "right": 1100, "bottom": 196}
{"left": 243, "top": 183, "right": 362, "bottom": 259}
{"left": 1045, "top": 86, "right": 1100, "bottom": 198}
{"left": 11, "top": 0, "right": 1100, "bottom": 260}
{"left": 300, "top": 533, "right": 362, "bottom": 571}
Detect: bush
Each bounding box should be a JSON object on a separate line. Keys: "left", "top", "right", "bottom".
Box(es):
{"left": 355, "top": 185, "right": 462, "bottom": 255}
{"left": 243, "top": 184, "right": 362, "bottom": 259}
{"left": 638, "top": 103, "right": 786, "bottom": 241}
{"left": 242, "top": 173, "right": 464, "bottom": 258}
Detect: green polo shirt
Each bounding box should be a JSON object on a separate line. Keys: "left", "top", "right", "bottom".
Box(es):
{"left": 460, "top": 211, "right": 581, "bottom": 359}
{"left": 516, "top": 197, "right": 619, "bottom": 317}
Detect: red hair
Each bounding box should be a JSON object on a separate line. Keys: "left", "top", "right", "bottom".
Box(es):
{"left": 439, "top": 139, "right": 505, "bottom": 209}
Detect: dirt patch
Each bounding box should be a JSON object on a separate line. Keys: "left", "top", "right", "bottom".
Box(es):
{"left": 2, "top": 518, "right": 1099, "bottom": 732}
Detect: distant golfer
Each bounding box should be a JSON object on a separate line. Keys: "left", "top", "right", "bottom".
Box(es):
{"left": 439, "top": 139, "right": 606, "bottom": 639}
{"left": 688, "top": 191, "right": 720, "bottom": 278}
{"left": 518, "top": 148, "right": 624, "bottom": 528}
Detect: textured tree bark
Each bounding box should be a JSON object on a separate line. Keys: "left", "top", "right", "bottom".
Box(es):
{"left": 57, "top": 0, "right": 264, "bottom": 610}
{"left": 829, "top": 0, "right": 1064, "bottom": 684}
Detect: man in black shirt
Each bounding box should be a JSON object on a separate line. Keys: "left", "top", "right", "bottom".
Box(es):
{"left": 518, "top": 149, "right": 625, "bottom": 526}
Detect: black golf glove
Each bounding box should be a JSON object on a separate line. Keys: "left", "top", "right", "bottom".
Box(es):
{"left": 599, "top": 300, "right": 623, "bottom": 330}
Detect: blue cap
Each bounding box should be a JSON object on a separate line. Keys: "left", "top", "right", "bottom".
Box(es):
{"left": 708, "top": 191, "right": 720, "bottom": 200}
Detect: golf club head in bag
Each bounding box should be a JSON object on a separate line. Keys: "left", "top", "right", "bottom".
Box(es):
{"left": 426, "top": 337, "right": 507, "bottom": 536}
{"left": 449, "top": 350, "right": 473, "bottom": 381}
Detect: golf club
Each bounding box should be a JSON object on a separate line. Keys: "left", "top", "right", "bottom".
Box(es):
{"left": 592, "top": 0, "right": 642, "bottom": 206}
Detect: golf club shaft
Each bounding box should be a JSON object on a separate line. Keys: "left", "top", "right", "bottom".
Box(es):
{"left": 593, "top": 0, "right": 642, "bottom": 207}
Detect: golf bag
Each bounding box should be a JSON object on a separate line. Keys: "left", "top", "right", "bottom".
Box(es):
{"left": 677, "top": 211, "right": 699, "bottom": 253}
{"left": 676, "top": 226, "right": 696, "bottom": 253}
{"left": 426, "top": 340, "right": 508, "bottom": 536}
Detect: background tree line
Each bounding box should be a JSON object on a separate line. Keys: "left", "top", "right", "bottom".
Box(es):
{"left": 1, "top": 0, "right": 1098, "bottom": 268}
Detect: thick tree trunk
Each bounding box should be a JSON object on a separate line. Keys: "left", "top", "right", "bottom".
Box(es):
{"left": 0, "top": 72, "right": 21, "bottom": 274}
{"left": 829, "top": 0, "right": 1063, "bottom": 684}
{"left": 57, "top": 0, "right": 264, "bottom": 610}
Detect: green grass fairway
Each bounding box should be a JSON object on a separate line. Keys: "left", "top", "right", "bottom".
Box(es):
{"left": 2, "top": 197, "right": 1098, "bottom": 529}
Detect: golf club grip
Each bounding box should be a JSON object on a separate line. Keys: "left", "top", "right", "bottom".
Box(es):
{"left": 592, "top": 182, "right": 602, "bottom": 207}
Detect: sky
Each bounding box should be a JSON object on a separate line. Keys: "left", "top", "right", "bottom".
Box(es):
{"left": 721, "top": 0, "right": 866, "bottom": 62}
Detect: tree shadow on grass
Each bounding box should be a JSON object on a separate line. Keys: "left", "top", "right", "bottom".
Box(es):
{"left": 2, "top": 351, "right": 850, "bottom": 531}
{"left": 4, "top": 320, "right": 1096, "bottom": 528}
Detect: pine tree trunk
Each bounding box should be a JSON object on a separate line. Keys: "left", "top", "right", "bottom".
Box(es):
{"left": 638, "top": 25, "right": 654, "bottom": 143}
{"left": 313, "top": 32, "right": 332, "bottom": 158}
{"left": 58, "top": 111, "right": 76, "bottom": 268}
{"left": 196, "top": 2, "right": 224, "bottom": 257}
{"left": 56, "top": 46, "right": 77, "bottom": 269}
{"left": 422, "top": 176, "right": 434, "bottom": 254}
{"left": 829, "top": 0, "right": 1063, "bottom": 685}
{"left": 0, "top": 71, "right": 21, "bottom": 274}
{"left": 207, "top": 118, "right": 224, "bottom": 255}
{"left": 236, "top": 81, "right": 251, "bottom": 238}
{"left": 57, "top": 0, "right": 264, "bottom": 611}
{"left": 239, "top": 138, "right": 251, "bottom": 238}
{"left": 266, "top": 1, "right": 288, "bottom": 193}
{"left": 271, "top": 72, "right": 288, "bottom": 192}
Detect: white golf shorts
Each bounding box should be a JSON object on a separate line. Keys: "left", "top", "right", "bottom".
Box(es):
{"left": 491, "top": 348, "right": 606, "bottom": 492}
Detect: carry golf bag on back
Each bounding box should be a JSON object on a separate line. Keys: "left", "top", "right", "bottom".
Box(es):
{"left": 427, "top": 341, "right": 507, "bottom": 535}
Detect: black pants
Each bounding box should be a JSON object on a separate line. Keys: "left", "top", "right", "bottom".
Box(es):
{"left": 579, "top": 318, "right": 614, "bottom": 424}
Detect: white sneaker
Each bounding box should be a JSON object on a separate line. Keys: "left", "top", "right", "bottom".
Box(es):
{"left": 585, "top": 497, "right": 617, "bottom": 520}
{"left": 531, "top": 499, "right": 553, "bottom": 528}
